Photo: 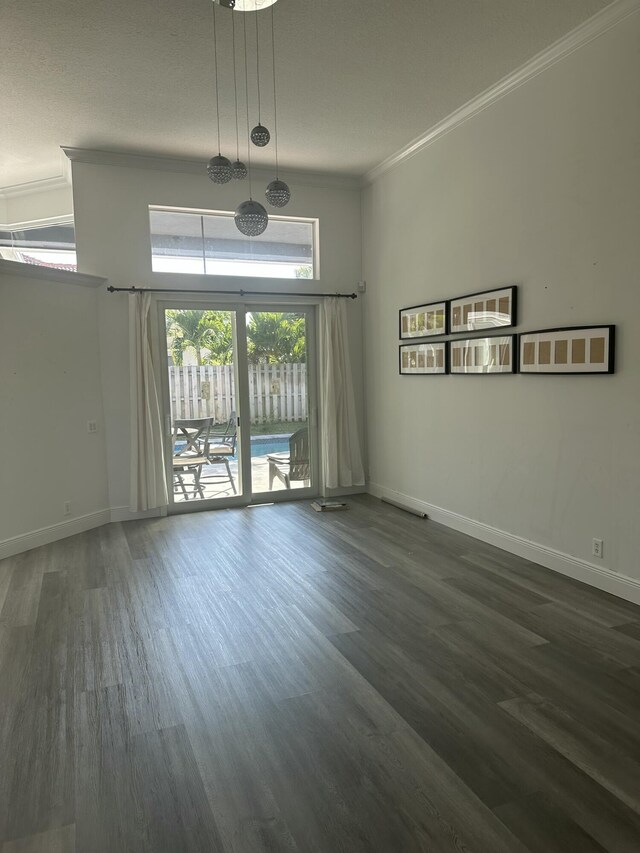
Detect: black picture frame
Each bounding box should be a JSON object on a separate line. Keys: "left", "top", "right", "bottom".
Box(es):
{"left": 399, "top": 300, "right": 447, "bottom": 340}
{"left": 449, "top": 334, "right": 517, "bottom": 375}
{"left": 448, "top": 286, "right": 517, "bottom": 334}
{"left": 518, "top": 325, "right": 615, "bottom": 374}
{"left": 399, "top": 341, "right": 448, "bottom": 375}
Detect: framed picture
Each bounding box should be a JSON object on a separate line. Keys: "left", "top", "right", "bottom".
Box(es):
{"left": 449, "top": 286, "right": 517, "bottom": 334}
{"left": 399, "top": 342, "right": 447, "bottom": 375}
{"left": 519, "top": 326, "right": 615, "bottom": 374}
{"left": 449, "top": 335, "right": 516, "bottom": 374}
{"left": 399, "top": 300, "right": 447, "bottom": 339}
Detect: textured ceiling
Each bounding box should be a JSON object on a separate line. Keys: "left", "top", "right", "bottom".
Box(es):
{"left": 1, "top": 0, "right": 610, "bottom": 188}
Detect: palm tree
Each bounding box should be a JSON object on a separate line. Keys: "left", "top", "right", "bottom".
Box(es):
{"left": 166, "top": 310, "right": 216, "bottom": 366}
{"left": 201, "top": 311, "right": 233, "bottom": 365}
{"left": 246, "top": 313, "right": 306, "bottom": 364}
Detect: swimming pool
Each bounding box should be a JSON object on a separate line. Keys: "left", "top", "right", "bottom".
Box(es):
{"left": 174, "top": 435, "right": 290, "bottom": 458}
{"left": 249, "top": 436, "right": 290, "bottom": 457}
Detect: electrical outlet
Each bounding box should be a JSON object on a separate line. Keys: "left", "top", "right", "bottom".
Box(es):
{"left": 592, "top": 538, "right": 603, "bottom": 558}
{"left": 87, "top": 420, "right": 98, "bottom": 433}
{"left": 64, "top": 501, "right": 72, "bottom": 516}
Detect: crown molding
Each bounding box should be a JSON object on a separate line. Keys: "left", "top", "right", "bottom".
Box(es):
{"left": 0, "top": 258, "right": 106, "bottom": 288}
{"left": 0, "top": 173, "right": 71, "bottom": 200}
{"left": 365, "top": 0, "right": 640, "bottom": 184}
{"left": 0, "top": 153, "right": 71, "bottom": 199}
{"left": 62, "top": 147, "right": 363, "bottom": 190}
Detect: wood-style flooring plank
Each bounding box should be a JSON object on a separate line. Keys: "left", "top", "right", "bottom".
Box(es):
{"left": 498, "top": 692, "right": 640, "bottom": 815}
{"left": 76, "top": 686, "right": 223, "bottom": 853}
{"left": 493, "top": 793, "right": 607, "bottom": 853}
{"left": 0, "top": 554, "right": 43, "bottom": 628}
{"left": 0, "top": 572, "right": 75, "bottom": 844}
{"left": 0, "top": 494, "right": 639, "bottom": 851}
{"left": 0, "top": 824, "right": 75, "bottom": 853}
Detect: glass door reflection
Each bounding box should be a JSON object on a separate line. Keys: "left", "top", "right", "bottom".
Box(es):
{"left": 165, "top": 308, "right": 243, "bottom": 505}
{"left": 245, "top": 310, "right": 314, "bottom": 497}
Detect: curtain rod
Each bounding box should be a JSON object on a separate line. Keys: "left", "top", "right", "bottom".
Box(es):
{"left": 106, "top": 285, "right": 357, "bottom": 299}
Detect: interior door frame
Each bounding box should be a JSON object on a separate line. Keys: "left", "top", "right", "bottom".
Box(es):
{"left": 157, "top": 295, "right": 319, "bottom": 513}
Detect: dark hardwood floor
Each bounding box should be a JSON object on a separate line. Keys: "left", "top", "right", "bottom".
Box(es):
{"left": 1, "top": 495, "right": 639, "bottom": 852}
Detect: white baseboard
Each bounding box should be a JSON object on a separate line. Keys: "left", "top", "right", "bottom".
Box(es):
{"left": 0, "top": 510, "right": 112, "bottom": 561}
{"left": 368, "top": 482, "right": 640, "bottom": 606}
{"left": 109, "top": 506, "right": 165, "bottom": 523}
{"left": 0, "top": 506, "right": 167, "bottom": 561}
{"left": 324, "top": 485, "right": 368, "bottom": 500}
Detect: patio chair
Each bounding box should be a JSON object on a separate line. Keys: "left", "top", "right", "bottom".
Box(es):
{"left": 198, "top": 411, "right": 237, "bottom": 495}
{"left": 267, "top": 427, "right": 310, "bottom": 490}
{"left": 172, "top": 417, "right": 212, "bottom": 499}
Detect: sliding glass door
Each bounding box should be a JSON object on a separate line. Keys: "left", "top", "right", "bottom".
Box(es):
{"left": 161, "top": 302, "right": 317, "bottom": 511}
{"left": 245, "top": 309, "right": 316, "bottom": 499}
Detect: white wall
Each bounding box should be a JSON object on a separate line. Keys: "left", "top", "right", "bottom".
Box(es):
{"left": 362, "top": 14, "right": 640, "bottom": 596}
{"left": 0, "top": 270, "right": 109, "bottom": 553}
{"left": 70, "top": 160, "right": 364, "bottom": 510}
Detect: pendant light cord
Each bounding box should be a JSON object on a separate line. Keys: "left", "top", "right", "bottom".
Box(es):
{"left": 243, "top": 10, "right": 253, "bottom": 199}
{"left": 254, "top": 0, "right": 262, "bottom": 123}
{"left": 232, "top": 12, "right": 240, "bottom": 162}
{"left": 270, "top": 3, "right": 279, "bottom": 179}
{"left": 212, "top": 3, "right": 222, "bottom": 154}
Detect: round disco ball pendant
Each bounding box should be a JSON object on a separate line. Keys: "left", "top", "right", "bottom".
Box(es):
{"left": 207, "top": 155, "right": 233, "bottom": 184}
{"left": 250, "top": 124, "right": 271, "bottom": 147}
{"left": 235, "top": 199, "right": 269, "bottom": 236}
{"left": 265, "top": 179, "right": 291, "bottom": 208}
{"left": 232, "top": 160, "right": 248, "bottom": 180}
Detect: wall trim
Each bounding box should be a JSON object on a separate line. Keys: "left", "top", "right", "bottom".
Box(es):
{"left": 0, "top": 172, "right": 71, "bottom": 201}
{"left": 365, "top": 0, "right": 640, "bottom": 184}
{"left": 368, "top": 482, "right": 640, "bottom": 606}
{"left": 0, "top": 258, "right": 106, "bottom": 288}
{"left": 62, "top": 146, "right": 363, "bottom": 190}
{"left": 0, "top": 507, "right": 168, "bottom": 560}
{"left": 109, "top": 506, "right": 165, "bottom": 522}
{"left": 0, "top": 510, "right": 112, "bottom": 561}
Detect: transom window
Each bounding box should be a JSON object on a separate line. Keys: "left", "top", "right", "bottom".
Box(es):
{"left": 149, "top": 207, "right": 317, "bottom": 279}
{"left": 0, "top": 222, "right": 77, "bottom": 271}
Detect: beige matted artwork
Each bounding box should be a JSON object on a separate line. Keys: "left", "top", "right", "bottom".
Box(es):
{"left": 399, "top": 300, "right": 447, "bottom": 339}
{"left": 519, "top": 326, "right": 615, "bottom": 374}
{"left": 449, "top": 335, "right": 516, "bottom": 374}
{"left": 449, "top": 286, "right": 517, "bottom": 334}
{"left": 399, "top": 342, "right": 447, "bottom": 375}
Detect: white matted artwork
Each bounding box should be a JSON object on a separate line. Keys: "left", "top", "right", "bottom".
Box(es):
{"left": 449, "top": 335, "right": 516, "bottom": 374}
{"left": 519, "top": 326, "right": 615, "bottom": 374}
{"left": 399, "top": 342, "right": 447, "bottom": 375}
{"left": 399, "top": 301, "right": 447, "bottom": 339}
{"left": 449, "top": 286, "right": 516, "bottom": 333}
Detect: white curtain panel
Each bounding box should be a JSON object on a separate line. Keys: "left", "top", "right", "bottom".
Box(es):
{"left": 320, "top": 298, "right": 365, "bottom": 489}
{"left": 129, "top": 292, "right": 168, "bottom": 511}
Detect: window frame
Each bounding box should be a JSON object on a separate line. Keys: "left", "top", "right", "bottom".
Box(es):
{"left": 148, "top": 205, "right": 319, "bottom": 280}
{"left": 0, "top": 217, "right": 77, "bottom": 271}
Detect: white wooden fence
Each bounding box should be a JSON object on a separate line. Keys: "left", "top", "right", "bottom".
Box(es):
{"left": 169, "top": 364, "right": 307, "bottom": 424}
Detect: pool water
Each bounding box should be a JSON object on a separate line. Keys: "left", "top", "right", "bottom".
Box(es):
{"left": 174, "top": 435, "right": 290, "bottom": 458}
{"left": 249, "top": 437, "right": 289, "bottom": 457}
